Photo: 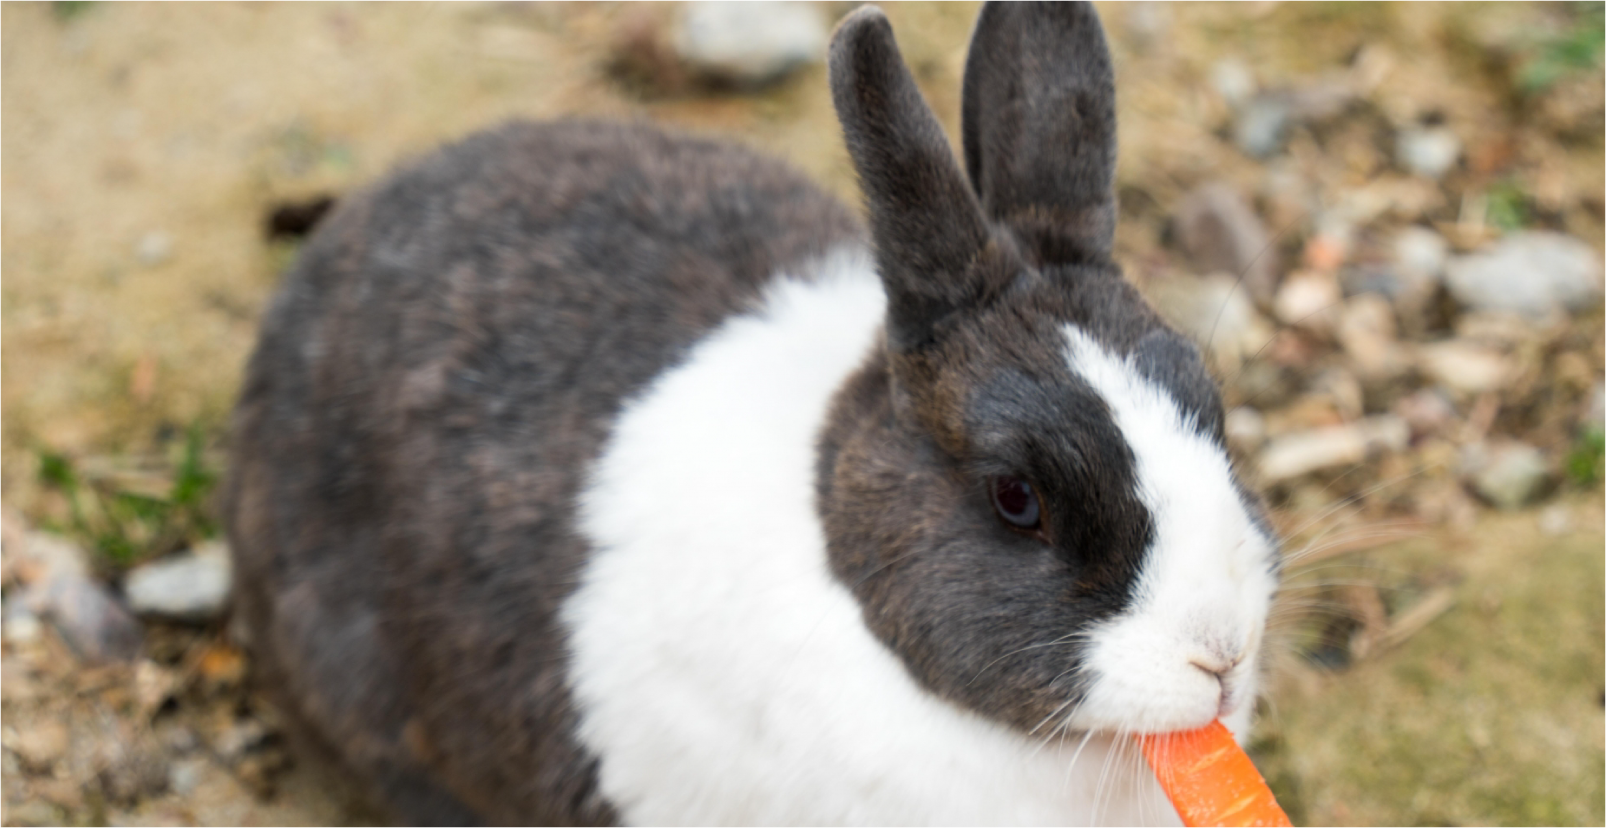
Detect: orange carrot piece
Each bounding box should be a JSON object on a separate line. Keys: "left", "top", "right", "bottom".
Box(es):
{"left": 1138, "top": 720, "right": 1292, "bottom": 828}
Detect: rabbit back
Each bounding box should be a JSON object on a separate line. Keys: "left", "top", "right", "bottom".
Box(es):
{"left": 226, "top": 119, "right": 862, "bottom": 824}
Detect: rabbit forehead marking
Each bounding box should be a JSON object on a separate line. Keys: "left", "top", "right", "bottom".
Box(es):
{"left": 563, "top": 250, "right": 1170, "bottom": 825}
{"left": 1060, "top": 325, "right": 1278, "bottom": 733}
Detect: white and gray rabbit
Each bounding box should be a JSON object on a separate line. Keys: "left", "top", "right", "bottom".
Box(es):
{"left": 226, "top": 3, "right": 1281, "bottom": 825}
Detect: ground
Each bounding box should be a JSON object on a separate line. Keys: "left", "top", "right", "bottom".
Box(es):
{"left": 3, "top": 2, "right": 1603, "bottom": 826}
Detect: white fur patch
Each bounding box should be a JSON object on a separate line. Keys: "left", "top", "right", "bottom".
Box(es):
{"left": 562, "top": 251, "right": 1177, "bottom": 826}
{"left": 1061, "top": 326, "right": 1277, "bottom": 738}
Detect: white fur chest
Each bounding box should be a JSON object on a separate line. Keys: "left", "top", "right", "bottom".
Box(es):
{"left": 561, "top": 250, "right": 1178, "bottom": 826}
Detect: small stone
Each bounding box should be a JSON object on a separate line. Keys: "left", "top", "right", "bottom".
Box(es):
{"left": 1444, "top": 231, "right": 1603, "bottom": 319}
{"left": 134, "top": 659, "right": 180, "bottom": 716}
{"left": 673, "top": 2, "right": 826, "bottom": 89}
{"left": 169, "top": 757, "right": 208, "bottom": 796}
{"left": 17, "top": 531, "right": 91, "bottom": 583}
{"left": 1234, "top": 78, "right": 1355, "bottom": 158}
{"left": 1539, "top": 503, "right": 1572, "bottom": 536}
{"left": 1143, "top": 273, "right": 1274, "bottom": 371}
{"left": 1338, "top": 293, "right": 1406, "bottom": 380}
{"left": 161, "top": 724, "right": 199, "bottom": 754}
{"left": 1172, "top": 183, "right": 1280, "bottom": 307}
{"left": 1586, "top": 381, "right": 1604, "bottom": 429}
{"left": 1234, "top": 94, "right": 1290, "bottom": 158}
{"left": 1468, "top": 441, "right": 1549, "bottom": 510}
{"left": 1396, "top": 125, "right": 1461, "bottom": 179}
{"left": 1122, "top": 1, "right": 1171, "bottom": 51}
{"left": 1211, "top": 59, "right": 1257, "bottom": 109}
{"left": 6, "top": 718, "right": 70, "bottom": 771}
{"left": 1453, "top": 311, "right": 1538, "bottom": 350}
{"left": 4, "top": 597, "right": 43, "bottom": 644}
{"left": 1274, "top": 270, "right": 1343, "bottom": 335}
{"left": 1393, "top": 387, "right": 1457, "bottom": 438}
{"left": 1416, "top": 341, "right": 1512, "bottom": 395}
{"left": 31, "top": 570, "right": 144, "bottom": 663}
{"left": 1258, "top": 416, "right": 1408, "bottom": 483}
{"left": 1225, "top": 407, "right": 1267, "bottom": 453}
{"left": 135, "top": 232, "right": 172, "bottom": 266}
{"left": 214, "top": 719, "right": 268, "bottom": 761}
{"left": 123, "top": 541, "right": 232, "bottom": 621}
{"left": 1394, "top": 226, "right": 1458, "bottom": 284}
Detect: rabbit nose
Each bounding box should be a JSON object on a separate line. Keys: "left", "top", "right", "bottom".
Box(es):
{"left": 1188, "top": 652, "right": 1243, "bottom": 679}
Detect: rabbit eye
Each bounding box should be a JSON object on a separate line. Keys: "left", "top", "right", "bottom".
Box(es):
{"left": 989, "top": 475, "right": 1041, "bottom": 530}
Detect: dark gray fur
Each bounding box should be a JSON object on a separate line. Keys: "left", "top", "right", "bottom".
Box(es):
{"left": 230, "top": 3, "right": 1265, "bottom": 824}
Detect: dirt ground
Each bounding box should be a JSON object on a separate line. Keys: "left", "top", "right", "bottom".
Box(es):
{"left": 3, "top": 2, "right": 1603, "bottom": 826}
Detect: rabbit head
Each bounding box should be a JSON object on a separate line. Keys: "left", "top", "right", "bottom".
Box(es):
{"left": 818, "top": 3, "right": 1281, "bottom": 739}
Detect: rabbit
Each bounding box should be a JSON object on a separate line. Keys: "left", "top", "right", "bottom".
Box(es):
{"left": 225, "top": 3, "right": 1281, "bottom": 825}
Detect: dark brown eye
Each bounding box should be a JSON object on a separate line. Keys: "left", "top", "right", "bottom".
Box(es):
{"left": 989, "top": 475, "right": 1041, "bottom": 530}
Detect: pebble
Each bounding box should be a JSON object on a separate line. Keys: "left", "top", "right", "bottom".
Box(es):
{"left": 1234, "top": 79, "right": 1355, "bottom": 158}
{"left": 1172, "top": 182, "right": 1279, "bottom": 306}
{"left": 1416, "top": 341, "right": 1512, "bottom": 395}
{"left": 1391, "top": 225, "right": 1449, "bottom": 288}
{"left": 123, "top": 541, "right": 232, "bottom": 621}
{"left": 1143, "top": 273, "right": 1272, "bottom": 369}
{"left": 1258, "top": 415, "right": 1409, "bottom": 483}
{"left": 1274, "top": 270, "right": 1343, "bottom": 335}
{"left": 135, "top": 232, "right": 172, "bottom": 266}
{"left": 1467, "top": 441, "right": 1550, "bottom": 510}
{"left": 1444, "top": 231, "right": 1603, "bottom": 319}
{"left": 168, "top": 757, "right": 208, "bottom": 796}
{"left": 1393, "top": 387, "right": 1457, "bottom": 438}
{"left": 16, "top": 531, "right": 90, "bottom": 583}
{"left": 1122, "top": 2, "right": 1171, "bottom": 51}
{"left": 30, "top": 569, "right": 144, "bottom": 664}
{"left": 673, "top": 2, "right": 826, "bottom": 88}
{"left": 1539, "top": 503, "right": 1572, "bottom": 536}
{"left": 1211, "top": 59, "right": 1257, "bottom": 109}
{"left": 5, "top": 719, "right": 70, "bottom": 772}
{"left": 1225, "top": 407, "right": 1267, "bottom": 453}
{"left": 135, "top": 659, "right": 180, "bottom": 716}
{"left": 213, "top": 719, "right": 269, "bottom": 761}
{"left": 4, "top": 598, "right": 43, "bottom": 645}
{"left": 1338, "top": 293, "right": 1406, "bottom": 380}
{"left": 1233, "top": 95, "right": 1290, "bottom": 158}
{"left": 1396, "top": 125, "right": 1461, "bottom": 179}
{"left": 1586, "top": 381, "right": 1605, "bottom": 429}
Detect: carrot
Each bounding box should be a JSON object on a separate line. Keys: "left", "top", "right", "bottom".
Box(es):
{"left": 1138, "top": 720, "right": 1292, "bottom": 827}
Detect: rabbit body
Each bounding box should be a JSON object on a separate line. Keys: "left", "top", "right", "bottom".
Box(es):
{"left": 228, "top": 4, "right": 1279, "bottom": 826}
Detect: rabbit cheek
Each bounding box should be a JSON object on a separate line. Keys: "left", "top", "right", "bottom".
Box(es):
{"left": 1062, "top": 326, "right": 1278, "bottom": 734}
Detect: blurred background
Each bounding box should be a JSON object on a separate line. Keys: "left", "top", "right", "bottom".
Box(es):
{"left": 2, "top": 2, "right": 1601, "bottom": 825}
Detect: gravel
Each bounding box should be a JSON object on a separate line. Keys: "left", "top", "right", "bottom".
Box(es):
{"left": 1444, "top": 231, "right": 1604, "bottom": 319}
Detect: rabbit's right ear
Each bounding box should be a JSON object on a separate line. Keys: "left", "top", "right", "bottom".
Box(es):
{"left": 961, "top": 1, "right": 1118, "bottom": 265}
{"left": 830, "top": 6, "right": 1001, "bottom": 354}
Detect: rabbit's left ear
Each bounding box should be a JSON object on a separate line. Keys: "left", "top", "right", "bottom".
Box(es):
{"left": 961, "top": 1, "right": 1118, "bottom": 265}
{"left": 829, "top": 6, "right": 1002, "bottom": 354}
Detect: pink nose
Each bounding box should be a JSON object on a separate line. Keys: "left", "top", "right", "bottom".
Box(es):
{"left": 1188, "top": 650, "right": 1243, "bottom": 678}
